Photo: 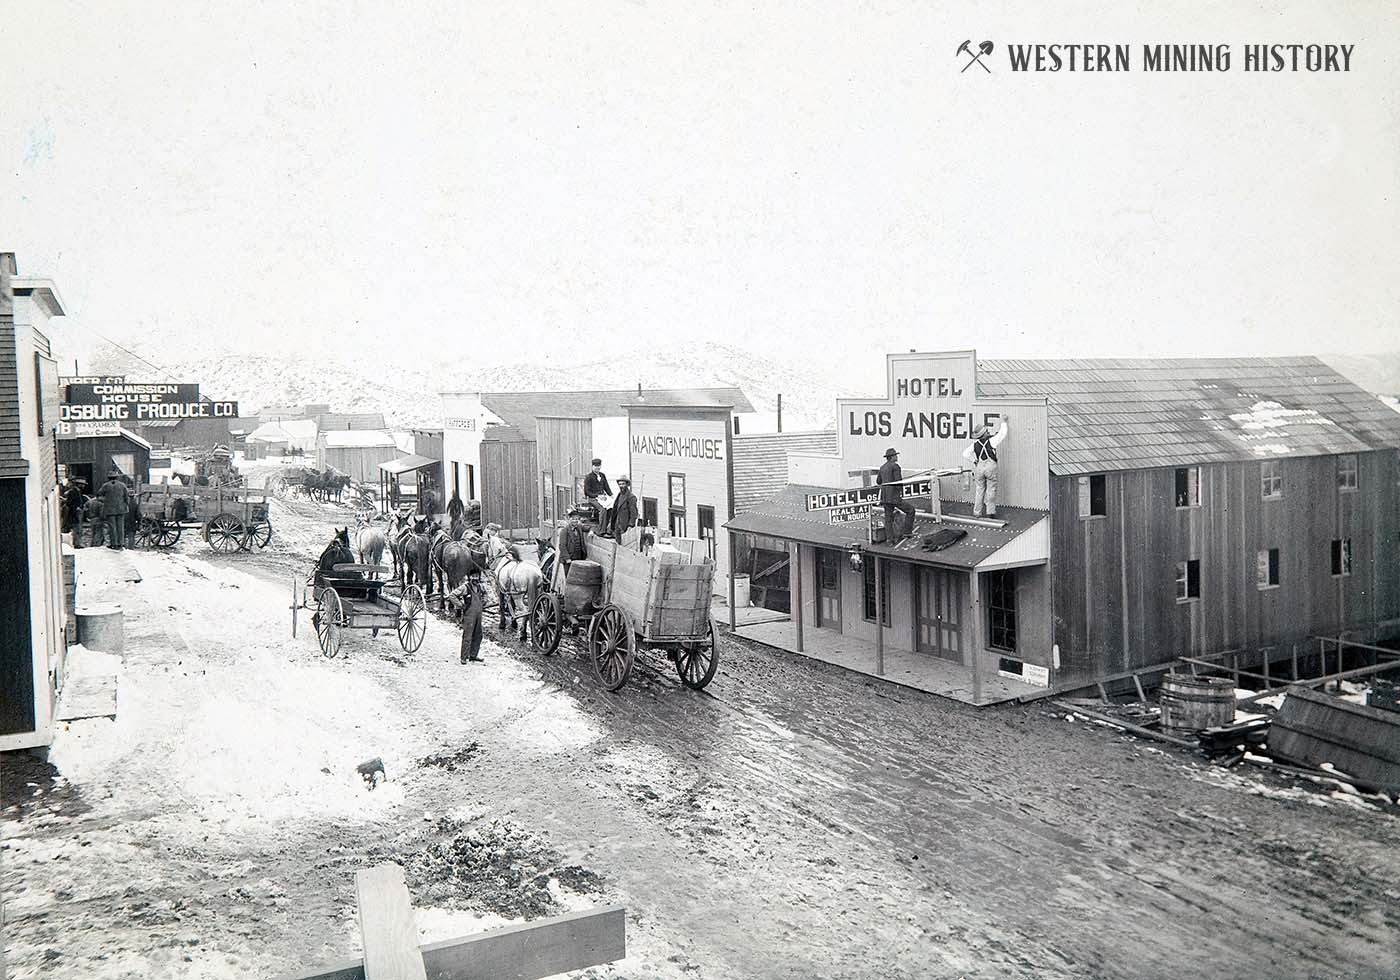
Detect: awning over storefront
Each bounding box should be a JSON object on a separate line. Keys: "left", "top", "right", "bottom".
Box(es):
{"left": 378, "top": 453, "right": 439, "bottom": 476}
{"left": 725, "top": 484, "right": 1048, "bottom": 570}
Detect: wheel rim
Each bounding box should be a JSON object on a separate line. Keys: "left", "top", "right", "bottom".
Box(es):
{"left": 208, "top": 514, "right": 245, "bottom": 553}
{"left": 318, "top": 589, "right": 343, "bottom": 657}
{"left": 531, "top": 593, "right": 562, "bottom": 654}
{"left": 398, "top": 585, "right": 426, "bottom": 652}
{"left": 590, "top": 606, "right": 635, "bottom": 691}
{"left": 154, "top": 522, "right": 180, "bottom": 548}
{"left": 676, "top": 621, "right": 720, "bottom": 690}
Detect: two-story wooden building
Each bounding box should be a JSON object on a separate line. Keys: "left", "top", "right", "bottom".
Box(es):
{"left": 726, "top": 351, "right": 1400, "bottom": 700}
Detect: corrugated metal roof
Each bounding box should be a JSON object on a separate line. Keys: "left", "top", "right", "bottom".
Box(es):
{"left": 731, "top": 430, "right": 838, "bottom": 515}
{"left": 977, "top": 356, "right": 1400, "bottom": 475}
{"left": 482, "top": 388, "right": 755, "bottom": 432}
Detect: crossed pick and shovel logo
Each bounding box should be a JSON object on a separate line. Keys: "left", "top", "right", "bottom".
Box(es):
{"left": 957, "top": 39, "right": 994, "bottom": 73}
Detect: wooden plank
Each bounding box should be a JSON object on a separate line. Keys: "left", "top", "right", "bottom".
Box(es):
{"left": 281, "top": 905, "right": 626, "bottom": 980}
{"left": 354, "top": 865, "right": 427, "bottom": 980}
{"left": 1052, "top": 700, "right": 1200, "bottom": 750}
{"left": 56, "top": 675, "right": 117, "bottom": 721}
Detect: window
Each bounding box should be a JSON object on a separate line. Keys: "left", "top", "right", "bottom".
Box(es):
{"left": 1337, "top": 454, "right": 1358, "bottom": 492}
{"left": 452, "top": 462, "right": 460, "bottom": 498}
{"left": 669, "top": 509, "right": 688, "bottom": 537}
{"left": 1174, "top": 467, "right": 1200, "bottom": 508}
{"left": 541, "top": 471, "right": 554, "bottom": 524}
{"left": 987, "top": 570, "right": 1018, "bottom": 652}
{"left": 554, "top": 485, "right": 571, "bottom": 524}
{"left": 1256, "top": 548, "right": 1280, "bottom": 589}
{"left": 642, "top": 496, "right": 658, "bottom": 527}
{"left": 697, "top": 505, "right": 716, "bottom": 559}
{"left": 668, "top": 473, "right": 686, "bottom": 509}
{"left": 1078, "top": 474, "right": 1107, "bottom": 518}
{"left": 862, "top": 559, "right": 891, "bottom": 626}
{"left": 1331, "top": 538, "right": 1352, "bottom": 577}
{"left": 1261, "top": 460, "right": 1282, "bottom": 500}
{"left": 1176, "top": 559, "right": 1200, "bottom": 602}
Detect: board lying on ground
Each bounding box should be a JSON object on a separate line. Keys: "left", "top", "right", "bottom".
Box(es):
{"left": 528, "top": 527, "right": 720, "bottom": 692}
{"left": 134, "top": 482, "right": 273, "bottom": 553}
{"left": 1268, "top": 687, "right": 1400, "bottom": 794}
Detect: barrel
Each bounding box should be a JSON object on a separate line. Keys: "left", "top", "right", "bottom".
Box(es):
{"left": 563, "top": 561, "right": 603, "bottom": 615}
{"left": 1159, "top": 673, "right": 1235, "bottom": 731}
{"left": 76, "top": 603, "right": 124, "bottom": 655}
{"left": 731, "top": 574, "right": 751, "bottom": 609}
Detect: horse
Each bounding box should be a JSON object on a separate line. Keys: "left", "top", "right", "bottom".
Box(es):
{"left": 352, "top": 513, "right": 387, "bottom": 567}
{"left": 394, "top": 515, "right": 432, "bottom": 593}
{"left": 482, "top": 531, "right": 546, "bottom": 640}
{"left": 429, "top": 523, "right": 492, "bottom": 598}
{"left": 535, "top": 537, "right": 558, "bottom": 587}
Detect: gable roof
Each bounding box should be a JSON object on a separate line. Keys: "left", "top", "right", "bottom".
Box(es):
{"left": 320, "top": 429, "right": 397, "bottom": 449}
{"left": 481, "top": 388, "right": 755, "bottom": 433}
{"left": 976, "top": 356, "right": 1400, "bottom": 476}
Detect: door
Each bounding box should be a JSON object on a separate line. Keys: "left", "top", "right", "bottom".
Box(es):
{"left": 697, "top": 505, "right": 716, "bottom": 559}
{"left": 452, "top": 462, "right": 460, "bottom": 498}
{"left": 915, "top": 566, "right": 963, "bottom": 661}
{"left": 816, "top": 549, "right": 842, "bottom": 629}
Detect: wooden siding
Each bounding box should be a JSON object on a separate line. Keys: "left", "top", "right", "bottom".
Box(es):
{"left": 536, "top": 417, "right": 593, "bottom": 523}
{"left": 1050, "top": 451, "right": 1400, "bottom": 686}
{"left": 481, "top": 438, "right": 538, "bottom": 530}
{"left": 731, "top": 431, "right": 837, "bottom": 515}
{"left": 321, "top": 445, "right": 400, "bottom": 484}
{"left": 1, "top": 253, "right": 23, "bottom": 479}
{"left": 57, "top": 435, "right": 152, "bottom": 486}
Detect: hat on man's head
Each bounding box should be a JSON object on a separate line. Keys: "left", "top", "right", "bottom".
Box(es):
{"left": 108, "top": 469, "right": 121, "bottom": 478}
{"left": 973, "top": 424, "right": 992, "bottom": 440}
{"left": 591, "top": 458, "right": 602, "bottom": 466}
{"left": 617, "top": 474, "right": 631, "bottom": 485}
{"left": 884, "top": 447, "right": 899, "bottom": 459}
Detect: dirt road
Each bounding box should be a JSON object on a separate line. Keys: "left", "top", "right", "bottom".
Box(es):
{"left": 3, "top": 489, "right": 1398, "bottom": 979}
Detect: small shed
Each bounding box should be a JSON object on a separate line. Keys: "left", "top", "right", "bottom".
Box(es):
{"left": 57, "top": 427, "right": 151, "bottom": 489}
{"left": 318, "top": 429, "right": 400, "bottom": 484}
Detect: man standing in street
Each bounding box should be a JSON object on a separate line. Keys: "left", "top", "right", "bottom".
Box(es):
{"left": 877, "top": 448, "right": 917, "bottom": 542}
{"left": 99, "top": 469, "right": 130, "bottom": 550}
{"left": 447, "top": 488, "right": 465, "bottom": 525}
{"left": 609, "top": 475, "right": 639, "bottom": 540}
{"left": 963, "top": 417, "right": 1010, "bottom": 517}
{"left": 449, "top": 575, "right": 485, "bottom": 663}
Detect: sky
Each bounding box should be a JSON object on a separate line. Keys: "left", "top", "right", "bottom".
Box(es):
{"left": 3, "top": 1, "right": 1397, "bottom": 370}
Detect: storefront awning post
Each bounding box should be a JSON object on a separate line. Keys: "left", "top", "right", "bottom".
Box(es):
{"left": 874, "top": 555, "right": 884, "bottom": 675}
{"left": 728, "top": 530, "right": 737, "bottom": 631}
{"left": 790, "top": 541, "right": 804, "bottom": 653}
{"left": 969, "top": 569, "right": 983, "bottom": 705}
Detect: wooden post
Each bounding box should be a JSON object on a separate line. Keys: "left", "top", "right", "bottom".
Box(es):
{"left": 874, "top": 555, "right": 884, "bottom": 676}
{"left": 790, "top": 541, "right": 803, "bottom": 653}
{"left": 1291, "top": 643, "right": 1299, "bottom": 681}
{"left": 727, "top": 530, "right": 737, "bottom": 631}
{"left": 969, "top": 569, "right": 983, "bottom": 706}
{"left": 355, "top": 865, "right": 427, "bottom": 980}
{"left": 1262, "top": 651, "right": 1270, "bottom": 687}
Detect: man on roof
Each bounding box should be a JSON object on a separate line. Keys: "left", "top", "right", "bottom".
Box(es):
{"left": 877, "top": 448, "right": 917, "bottom": 543}
{"left": 962, "top": 417, "right": 1010, "bottom": 517}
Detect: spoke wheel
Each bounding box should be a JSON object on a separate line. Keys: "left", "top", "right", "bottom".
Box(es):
{"left": 397, "top": 584, "right": 427, "bottom": 653}
{"left": 206, "top": 513, "right": 246, "bottom": 554}
{"left": 676, "top": 620, "right": 721, "bottom": 690}
{"left": 317, "top": 588, "right": 344, "bottom": 658}
{"left": 137, "top": 517, "right": 160, "bottom": 546}
{"left": 589, "top": 605, "right": 636, "bottom": 692}
{"left": 153, "top": 521, "right": 181, "bottom": 549}
{"left": 530, "top": 592, "right": 563, "bottom": 655}
{"left": 247, "top": 520, "right": 273, "bottom": 549}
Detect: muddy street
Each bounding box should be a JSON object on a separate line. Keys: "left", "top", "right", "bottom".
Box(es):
{"left": 4, "top": 487, "right": 1399, "bottom": 979}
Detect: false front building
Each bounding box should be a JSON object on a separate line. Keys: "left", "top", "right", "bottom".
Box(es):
{"left": 725, "top": 350, "right": 1400, "bottom": 703}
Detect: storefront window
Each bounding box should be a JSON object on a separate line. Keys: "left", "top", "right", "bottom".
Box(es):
{"left": 643, "top": 497, "right": 658, "bottom": 528}
{"left": 669, "top": 509, "right": 688, "bottom": 537}
{"left": 862, "top": 560, "right": 890, "bottom": 626}
{"left": 697, "top": 505, "right": 716, "bottom": 559}
{"left": 987, "top": 569, "right": 1017, "bottom": 652}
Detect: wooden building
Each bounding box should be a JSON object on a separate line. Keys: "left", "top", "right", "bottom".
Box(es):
{"left": 316, "top": 429, "right": 400, "bottom": 484}
{"left": 726, "top": 351, "right": 1400, "bottom": 698}
{"left": 56, "top": 427, "right": 152, "bottom": 488}
{"left": 1, "top": 254, "right": 68, "bottom": 751}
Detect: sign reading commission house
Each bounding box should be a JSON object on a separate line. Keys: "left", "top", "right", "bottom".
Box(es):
{"left": 838, "top": 350, "right": 1051, "bottom": 511}
{"left": 66, "top": 382, "right": 200, "bottom": 405}
{"left": 61, "top": 381, "right": 239, "bottom": 422}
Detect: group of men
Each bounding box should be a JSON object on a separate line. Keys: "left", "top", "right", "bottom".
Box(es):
{"left": 61, "top": 469, "right": 139, "bottom": 549}
{"left": 877, "top": 418, "right": 1009, "bottom": 542}
{"left": 581, "top": 458, "right": 639, "bottom": 539}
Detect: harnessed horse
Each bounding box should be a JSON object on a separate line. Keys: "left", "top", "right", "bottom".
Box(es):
{"left": 352, "top": 513, "right": 387, "bottom": 567}
{"left": 481, "top": 532, "right": 545, "bottom": 639}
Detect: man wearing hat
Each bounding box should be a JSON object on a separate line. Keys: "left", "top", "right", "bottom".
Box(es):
{"left": 583, "top": 457, "right": 613, "bottom": 528}
{"left": 609, "top": 475, "right": 640, "bottom": 541}
{"left": 98, "top": 469, "right": 131, "bottom": 550}
{"left": 962, "top": 417, "right": 1010, "bottom": 517}
{"left": 877, "top": 448, "right": 917, "bottom": 542}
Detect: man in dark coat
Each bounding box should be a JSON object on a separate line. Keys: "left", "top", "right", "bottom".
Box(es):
{"left": 583, "top": 458, "right": 612, "bottom": 528}
{"left": 877, "top": 448, "right": 917, "bottom": 542}
{"left": 448, "top": 575, "right": 485, "bottom": 663}
{"left": 447, "top": 489, "right": 465, "bottom": 524}
{"left": 126, "top": 483, "right": 141, "bottom": 548}
{"left": 609, "top": 475, "right": 640, "bottom": 540}
{"left": 98, "top": 470, "right": 130, "bottom": 550}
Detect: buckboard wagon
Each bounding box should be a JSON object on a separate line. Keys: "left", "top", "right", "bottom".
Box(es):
{"left": 291, "top": 563, "right": 427, "bottom": 658}
{"left": 135, "top": 482, "right": 273, "bottom": 553}
{"left": 529, "top": 529, "right": 719, "bottom": 692}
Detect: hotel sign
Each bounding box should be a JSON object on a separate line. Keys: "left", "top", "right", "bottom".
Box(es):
{"left": 805, "top": 479, "right": 932, "bottom": 512}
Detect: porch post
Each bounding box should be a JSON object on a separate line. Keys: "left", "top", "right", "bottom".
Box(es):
{"left": 875, "top": 555, "right": 885, "bottom": 676}
{"left": 968, "top": 568, "right": 983, "bottom": 705}
{"left": 728, "top": 530, "right": 738, "bottom": 631}
{"left": 790, "top": 541, "right": 804, "bottom": 653}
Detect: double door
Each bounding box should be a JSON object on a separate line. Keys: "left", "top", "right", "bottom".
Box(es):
{"left": 915, "top": 566, "right": 963, "bottom": 661}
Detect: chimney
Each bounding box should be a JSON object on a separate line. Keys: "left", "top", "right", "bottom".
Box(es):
{"left": 636, "top": 382, "right": 644, "bottom": 401}
{"left": 776, "top": 393, "right": 783, "bottom": 433}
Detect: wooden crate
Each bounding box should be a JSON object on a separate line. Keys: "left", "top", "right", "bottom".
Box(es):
{"left": 583, "top": 535, "right": 714, "bottom": 641}
{"left": 1269, "top": 687, "right": 1400, "bottom": 793}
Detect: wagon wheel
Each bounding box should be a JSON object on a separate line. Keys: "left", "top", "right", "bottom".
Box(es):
{"left": 397, "top": 584, "right": 427, "bottom": 653}
{"left": 149, "top": 519, "right": 181, "bottom": 549}
{"left": 316, "top": 587, "right": 344, "bottom": 658}
{"left": 676, "top": 620, "right": 721, "bottom": 691}
{"left": 530, "top": 592, "right": 563, "bottom": 656}
{"left": 206, "top": 513, "right": 246, "bottom": 554}
{"left": 245, "top": 519, "right": 273, "bottom": 549}
{"left": 589, "top": 604, "right": 636, "bottom": 692}
{"left": 137, "top": 516, "right": 161, "bottom": 546}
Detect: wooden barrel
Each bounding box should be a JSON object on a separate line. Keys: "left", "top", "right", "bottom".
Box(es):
{"left": 1159, "top": 673, "right": 1235, "bottom": 731}
{"left": 563, "top": 561, "right": 603, "bottom": 615}
{"left": 76, "top": 603, "right": 124, "bottom": 655}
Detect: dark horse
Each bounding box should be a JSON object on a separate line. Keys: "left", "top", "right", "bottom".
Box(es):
{"left": 431, "top": 524, "right": 497, "bottom": 598}
{"left": 391, "top": 514, "right": 433, "bottom": 593}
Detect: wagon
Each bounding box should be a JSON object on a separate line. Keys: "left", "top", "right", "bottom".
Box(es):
{"left": 290, "top": 563, "right": 428, "bottom": 658}
{"left": 135, "top": 482, "right": 273, "bottom": 553}
{"left": 528, "top": 529, "right": 719, "bottom": 692}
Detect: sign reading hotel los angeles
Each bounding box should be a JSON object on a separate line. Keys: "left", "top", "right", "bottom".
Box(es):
{"left": 838, "top": 350, "right": 1051, "bottom": 511}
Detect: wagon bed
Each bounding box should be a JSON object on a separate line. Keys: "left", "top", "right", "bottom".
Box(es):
{"left": 135, "top": 482, "right": 272, "bottom": 552}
